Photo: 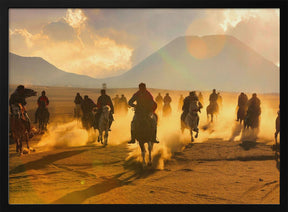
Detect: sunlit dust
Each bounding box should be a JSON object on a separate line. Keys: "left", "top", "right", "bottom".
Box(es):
{"left": 33, "top": 89, "right": 279, "bottom": 170}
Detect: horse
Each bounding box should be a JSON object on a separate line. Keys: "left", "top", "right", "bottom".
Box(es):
{"left": 134, "top": 113, "right": 157, "bottom": 166}
{"left": 74, "top": 104, "right": 82, "bottom": 120}
{"left": 275, "top": 111, "right": 280, "bottom": 144}
{"left": 162, "top": 103, "right": 172, "bottom": 117}
{"left": 237, "top": 105, "right": 247, "bottom": 124}
{"left": 38, "top": 102, "right": 49, "bottom": 133}
{"left": 272, "top": 110, "right": 280, "bottom": 171}
{"left": 182, "top": 101, "right": 200, "bottom": 142}
{"left": 81, "top": 111, "right": 94, "bottom": 130}
{"left": 243, "top": 106, "right": 260, "bottom": 130}
{"left": 97, "top": 105, "right": 110, "bottom": 145}
{"left": 206, "top": 102, "right": 218, "bottom": 123}
{"left": 9, "top": 106, "right": 30, "bottom": 155}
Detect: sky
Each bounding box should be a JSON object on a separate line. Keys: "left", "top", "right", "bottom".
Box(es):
{"left": 9, "top": 9, "right": 279, "bottom": 79}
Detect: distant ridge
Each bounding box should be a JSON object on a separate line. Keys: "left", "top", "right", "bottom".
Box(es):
{"left": 9, "top": 35, "right": 279, "bottom": 93}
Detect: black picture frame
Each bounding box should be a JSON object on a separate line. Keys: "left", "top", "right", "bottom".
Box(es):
{"left": 1, "top": 0, "right": 287, "bottom": 211}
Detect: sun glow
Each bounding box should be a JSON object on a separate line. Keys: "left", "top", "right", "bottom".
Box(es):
{"left": 64, "top": 9, "right": 87, "bottom": 28}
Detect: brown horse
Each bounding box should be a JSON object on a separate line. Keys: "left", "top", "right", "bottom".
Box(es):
{"left": 237, "top": 105, "right": 247, "bottom": 124}
{"left": 206, "top": 102, "right": 219, "bottom": 123}
{"left": 134, "top": 113, "right": 157, "bottom": 166}
{"left": 10, "top": 115, "right": 30, "bottom": 155}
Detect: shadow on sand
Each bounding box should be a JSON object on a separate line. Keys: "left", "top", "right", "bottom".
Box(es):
{"left": 9, "top": 149, "right": 89, "bottom": 175}
{"left": 52, "top": 157, "right": 159, "bottom": 204}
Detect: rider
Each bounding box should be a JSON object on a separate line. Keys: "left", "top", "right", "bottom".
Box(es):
{"left": 34, "top": 90, "right": 50, "bottom": 124}
{"left": 9, "top": 85, "right": 37, "bottom": 133}
{"left": 118, "top": 94, "right": 129, "bottom": 112}
{"left": 155, "top": 93, "right": 164, "bottom": 111}
{"left": 81, "top": 95, "right": 97, "bottom": 117}
{"left": 112, "top": 94, "right": 120, "bottom": 113}
{"left": 94, "top": 89, "right": 114, "bottom": 131}
{"left": 237, "top": 92, "right": 248, "bottom": 121}
{"left": 209, "top": 89, "right": 219, "bottom": 113}
{"left": 74, "top": 92, "right": 83, "bottom": 118}
{"left": 181, "top": 91, "right": 203, "bottom": 131}
{"left": 128, "top": 82, "right": 159, "bottom": 144}
{"left": 247, "top": 93, "right": 261, "bottom": 117}
{"left": 163, "top": 93, "right": 172, "bottom": 105}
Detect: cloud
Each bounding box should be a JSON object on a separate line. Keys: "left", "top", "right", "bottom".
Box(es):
{"left": 64, "top": 9, "right": 87, "bottom": 29}
{"left": 42, "top": 20, "right": 76, "bottom": 42}
{"left": 185, "top": 9, "right": 279, "bottom": 65}
{"left": 9, "top": 8, "right": 279, "bottom": 79}
{"left": 9, "top": 9, "right": 134, "bottom": 78}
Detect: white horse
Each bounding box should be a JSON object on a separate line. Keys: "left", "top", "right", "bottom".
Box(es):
{"left": 97, "top": 105, "right": 110, "bottom": 146}
{"left": 184, "top": 100, "right": 200, "bottom": 142}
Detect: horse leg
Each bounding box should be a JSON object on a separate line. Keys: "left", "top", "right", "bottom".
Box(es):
{"left": 211, "top": 114, "right": 213, "bottom": 123}
{"left": 148, "top": 142, "right": 153, "bottom": 166}
{"left": 98, "top": 130, "right": 103, "bottom": 144}
{"left": 18, "top": 137, "right": 23, "bottom": 155}
{"left": 25, "top": 131, "right": 30, "bottom": 150}
{"left": 139, "top": 142, "right": 146, "bottom": 166}
{"left": 15, "top": 137, "right": 19, "bottom": 153}
{"left": 190, "top": 129, "right": 194, "bottom": 142}
{"left": 104, "top": 129, "right": 108, "bottom": 146}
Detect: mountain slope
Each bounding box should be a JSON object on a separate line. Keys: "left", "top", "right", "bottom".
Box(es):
{"left": 9, "top": 35, "right": 279, "bottom": 93}
{"left": 105, "top": 35, "right": 279, "bottom": 93}
{"left": 9, "top": 53, "right": 103, "bottom": 88}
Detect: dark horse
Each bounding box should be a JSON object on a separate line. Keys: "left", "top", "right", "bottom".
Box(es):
{"left": 244, "top": 106, "right": 261, "bottom": 130}
{"left": 206, "top": 102, "right": 219, "bottom": 123}
{"left": 237, "top": 105, "right": 247, "bottom": 124}
{"left": 38, "top": 101, "right": 49, "bottom": 133}
{"left": 81, "top": 111, "right": 95, "bottom": 130}
{"left": 10, "top": 107, "right": 30, "bottom": 154}
{"left": 134, "top": 113, "right": 157, "bottom": 166}
{"left": 274, "top": 110, "right": 280, "bottom": 171}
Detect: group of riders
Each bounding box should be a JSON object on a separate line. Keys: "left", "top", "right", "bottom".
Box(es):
{"left": 9, "top": 83, "right": 277, "bottom": 147}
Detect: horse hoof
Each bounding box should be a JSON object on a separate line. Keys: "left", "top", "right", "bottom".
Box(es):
{"left": 148, "top": 162, "right": 152, "bottom": 166}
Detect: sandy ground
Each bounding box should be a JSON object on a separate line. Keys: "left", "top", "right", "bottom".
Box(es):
{"left": 8, "top": 85, "right": 280, "bottom": 204}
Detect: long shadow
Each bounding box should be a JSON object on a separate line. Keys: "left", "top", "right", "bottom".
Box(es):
{"left": 52, "top": 172, "right": 131, "bottom": 204}
{"left": 52, "top": 157, "right": 160, "bottom": 204}
{"left": 10, "top": 149, "right": 88, "bottom": 175}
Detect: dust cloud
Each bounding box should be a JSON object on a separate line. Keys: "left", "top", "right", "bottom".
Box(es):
{"left": 35, "top": 91, "right": 279, "bottom": 169}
